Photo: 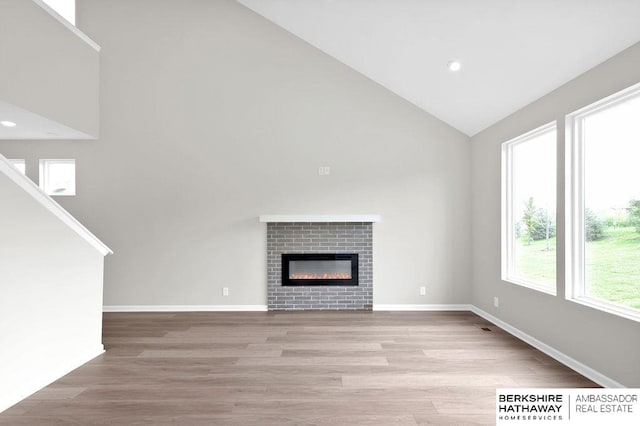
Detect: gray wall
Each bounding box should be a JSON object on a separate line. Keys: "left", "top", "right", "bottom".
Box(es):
{"left": 471, "top": 42, "right": 640, "bottom": 387}
{"left": 0, "top": 0, "right": 99, "bottom": 137}
{"left": 0, "top": 167, "right": 104, "bottom": 413}
{"left": 0, "top": 0, "right": 471, "bottom": 308}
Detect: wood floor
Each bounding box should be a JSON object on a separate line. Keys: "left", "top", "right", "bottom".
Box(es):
{"left": 0, "top": 311, "right": 597, "bottom": 425}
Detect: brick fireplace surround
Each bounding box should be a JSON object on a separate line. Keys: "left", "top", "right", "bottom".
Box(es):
{"left": 262, "top": 216, "right": 378, "bottom": 311}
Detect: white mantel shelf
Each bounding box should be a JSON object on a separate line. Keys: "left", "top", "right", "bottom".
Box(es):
{"left": 259, "top": 215, "right": 381, "bottom": 223}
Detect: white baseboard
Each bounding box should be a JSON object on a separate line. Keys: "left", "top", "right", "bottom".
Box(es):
{"left": 470, "top": 306, "right": 624, "bottom": 388}
{"left": 105, "top": 304, "right": 471, "bottom": 312}
{"left": 103, "top": 305, "right": 268, "bottom": 312}
{"left": 105, "top": 304, "right": 470, "bottom": 312}
{"left": 0, "top": 345, "right": 104, "bottom": 414}
{"left": 373, "top": 304, "right": 473, "bottom": 311}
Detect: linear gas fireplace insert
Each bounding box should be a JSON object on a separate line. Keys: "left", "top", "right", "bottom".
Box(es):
{"left": 282, "top": 253, "right": 358, "bottom": 286}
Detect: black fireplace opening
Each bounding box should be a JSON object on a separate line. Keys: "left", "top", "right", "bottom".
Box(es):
{"left": 282, "top": 253, "right": 358, "bottom": 286}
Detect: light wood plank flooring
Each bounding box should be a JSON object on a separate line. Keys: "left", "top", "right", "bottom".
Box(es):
{"left": 0, "top": 311, "right": 597, "bottom": 425}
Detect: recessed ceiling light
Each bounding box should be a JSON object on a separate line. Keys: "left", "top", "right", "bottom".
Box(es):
{"left": 1, "top": 120, "right": 17, "bottom": 128}
{"left": 447, "top": 60, "right": 461, "bottom": 72}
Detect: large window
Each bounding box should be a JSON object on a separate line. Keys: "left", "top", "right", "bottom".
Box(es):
{"left": 502, "top": 122, "right": 557, "bottom": 294}
{"left": 567, "top": 83, "right": 640, "bottom": 320}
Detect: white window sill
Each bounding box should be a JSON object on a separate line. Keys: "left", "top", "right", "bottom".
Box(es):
{"left": 569, "top": 296, "right": 640, "bottom": 323}
{"left": 503, "top": 276, "right": 557, "bottom": 296}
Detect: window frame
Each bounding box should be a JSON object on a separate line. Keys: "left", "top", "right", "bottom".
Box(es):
{"left": 501, "top": 121, "right": 558, "bottom": 295}
{"left": 39, "top": 159, "right": 76, "bottom": 197}
{"left": 565, "top": 82, "right": 640, "bottom": 322}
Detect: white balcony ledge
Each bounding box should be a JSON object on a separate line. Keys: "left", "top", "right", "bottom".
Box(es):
{"left": 32, "top": 0, "right": 100, "bottom": 51}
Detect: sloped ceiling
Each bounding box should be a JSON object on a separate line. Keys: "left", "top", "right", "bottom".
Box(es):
{"left": 237, "top": 0, "right": 640, "bottom": 136}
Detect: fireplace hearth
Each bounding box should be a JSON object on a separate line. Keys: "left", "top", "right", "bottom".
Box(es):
{"left": 282, "top": 253, "right": 358, "bottom": 286}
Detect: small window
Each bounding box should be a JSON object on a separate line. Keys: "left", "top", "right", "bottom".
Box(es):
{"left": 42, "top": 0, "right": 76, "bottom": 25}
{"left": 39, "top": 159, "right": 76, "bottom": 196}
{"left": 566, "top": 82, "right": 640, "bottom": 321}
{"left": 8, "top": 159, "right": 26, "bottom": 175}
{"left": 502, "top": 122, "right": 557, "bottom": 294}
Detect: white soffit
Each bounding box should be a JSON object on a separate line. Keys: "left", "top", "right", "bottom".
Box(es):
{"left": 237, "top": 0, "right": 640, "bottom": 136}
{"left": 0, "top": 100, "right": 94, "bottom": 140}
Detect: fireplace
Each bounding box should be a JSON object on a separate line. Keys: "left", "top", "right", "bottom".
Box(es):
{"left": 264, "top": 220, "right": 375, "bottom": 310}
{"left": 282, "top": 253, "right": 358, "bottom": 286}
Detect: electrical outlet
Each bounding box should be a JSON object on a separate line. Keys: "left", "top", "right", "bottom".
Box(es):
{"left": 493, "top": 296, "right": 499, "bottom": 308}
{"left": 318, "top": 166, "right": 331, "bottom": 176}
{"left": 419, "top": 286, "right": 426, "bottom": 296}
{"left": 223, "top": 287, "right": 229, "bottom": 297}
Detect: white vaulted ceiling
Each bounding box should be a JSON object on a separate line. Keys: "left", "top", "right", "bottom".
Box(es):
{"left": 237, "top": 0, "right": 640, "bottom": 136}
